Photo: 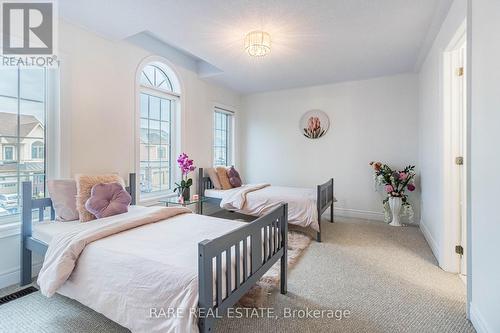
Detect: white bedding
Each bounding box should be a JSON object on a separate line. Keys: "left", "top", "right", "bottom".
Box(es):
{"left": 204, "top": 188, "right": 226, "bottom": 199}
{"left": 39, "top": 206, "right": 250, "bottom": 333}
{"left": 32, "top": 206, "right": 155, "bottom": 244}
{"left": 212, "top": 184, "right": 320, "bottom": 232}
{"left": 33, "top": 219, "right": 80, "bottom": 243}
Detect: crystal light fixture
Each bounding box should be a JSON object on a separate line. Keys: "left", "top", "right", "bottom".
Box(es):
{"left": 244, "top": 31, "right": 271, "bottom": 57}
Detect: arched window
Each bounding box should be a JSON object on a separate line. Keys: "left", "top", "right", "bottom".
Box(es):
{"left": 140, "top": 64, "right": 173, "bottom": 92}
{"left": 31, "top": 141, "right": 44, "bottom": 159}
{"left": 138, "top": 62, "right": 181, "bottom": 199}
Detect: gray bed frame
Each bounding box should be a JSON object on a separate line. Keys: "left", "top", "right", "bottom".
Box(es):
{"left": 20, "top": 173, "right": 288, "bottom": 333}
{"left": 198, "top": 168, "right": 334, "bottom": 242}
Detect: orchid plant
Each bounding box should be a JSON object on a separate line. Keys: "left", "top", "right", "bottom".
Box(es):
{"left": 369, "top": 161, "right": 416, "bottom": 223}
{"left": 174, "top": 153, "right": 196, "bottom": 198}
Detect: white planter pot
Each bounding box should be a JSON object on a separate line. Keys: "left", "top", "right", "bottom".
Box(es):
{"left": 388, "top": 197, "right": 403, "bottom": 227}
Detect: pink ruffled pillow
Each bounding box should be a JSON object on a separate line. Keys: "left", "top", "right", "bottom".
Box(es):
{"left": 85, "top": 182, "right": 132, "bottom": 219}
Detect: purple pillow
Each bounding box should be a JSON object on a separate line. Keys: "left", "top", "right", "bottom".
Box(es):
{"left": 85, "top": 182, "right": 132, "bottom": 219}
{"left": 227, "top": 166, "right": 242, "bottom": 188}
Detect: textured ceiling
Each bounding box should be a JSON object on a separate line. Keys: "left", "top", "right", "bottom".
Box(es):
{"left": 59, "top": 0, "right": 452, "bottom": 93}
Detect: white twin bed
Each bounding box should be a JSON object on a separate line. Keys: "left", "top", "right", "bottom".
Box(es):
{"left": 35, "top": 207, "right": 248, "bottom": 332}
{"left": 207, "top": 185, "right": 319, "bottom": 230}
{"left": 21, "top": 175, "right": 289, "bottom": 333}
{"left": 198, "top": 168, "right": 335, "bottom": 242}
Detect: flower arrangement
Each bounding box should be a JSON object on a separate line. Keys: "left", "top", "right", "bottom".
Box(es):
{"left": 369, "top": 161, "right": 416, "bottom": 223}
{"left": 174, "top": 153, "right": 196, "bottom": 200}
{"left": 303, "top": 116, "right": 326, "bottom": 139}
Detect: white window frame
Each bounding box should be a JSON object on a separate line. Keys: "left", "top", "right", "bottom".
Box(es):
{"left": 135, "top": 58, "right": 182, "bottom": 205}
{"left": 0, "top": 66, "right": 50, "bottom": 232}
{"left": 3, "top": 146, "right": 15, "bottom": 161}
{"left": 31, "top": 141, "right": 44, "bottom": 160}
{"left": 213, "top": 105, "right": 235, "bottom": 167}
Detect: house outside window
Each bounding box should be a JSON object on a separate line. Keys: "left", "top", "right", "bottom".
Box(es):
{"left": 158, "top": 146, "right": 167, "bottom": 160}
{"left": 31, "top": 141, "right": 44, "bottom": 159}
{"left": 0, "top": 67, "right": 47, "bottom": 221}
{"left": 3, "top": 146, "right": 14, "bottom": 161}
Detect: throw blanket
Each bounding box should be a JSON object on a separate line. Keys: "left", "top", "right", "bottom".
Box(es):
{"left": 220, "top": 185, "right": 320, "bottom": 232}
{"left": 220, "top": 183, "right": 270, "bottom": 210}
{"left": 38, "top": 206, "right": 191, "bottom": 297}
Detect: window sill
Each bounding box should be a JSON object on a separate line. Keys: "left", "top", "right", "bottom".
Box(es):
{"left": 0, "top": 222, "right": 21, "bottom": 239}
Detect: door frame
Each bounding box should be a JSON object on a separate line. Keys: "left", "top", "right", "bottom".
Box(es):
{"left": 442, "top": 20, "right": 467, "bottom": 275}
{"left": 465, "top": 2, "right": 472, "bottom": 319}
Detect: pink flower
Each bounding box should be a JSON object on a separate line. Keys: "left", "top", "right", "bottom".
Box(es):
{"left": 307, "top": 117, "right": 321, "bottom": 132}
{"left": 399, "top": 172, "right": 407, "bottom": 180}
{"left": 407, "top": 184, "right": 416, "bottom": 192}
{"left": 370, "top": 161, "right": 382, "bottom": 171}
{"left": 177, "top": 153, "right": 196, "bottom": 176}
{"left": 385, "top": 185, "right": 394, "bottom": 193}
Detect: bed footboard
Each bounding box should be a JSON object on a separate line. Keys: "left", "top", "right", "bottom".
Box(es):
{"left": 316, "top": 178, "right": 334, "bottom": 242}
{"left": 198, "top": 204, "right": 288, "bottom": 333}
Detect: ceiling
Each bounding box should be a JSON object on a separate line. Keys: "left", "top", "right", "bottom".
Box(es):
{"left": 59, "top": 0, "right": 453, "bottom": 94}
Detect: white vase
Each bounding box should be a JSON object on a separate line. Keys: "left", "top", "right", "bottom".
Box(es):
{"left": 388, "top": 197, "right": 403, "bottom": 227}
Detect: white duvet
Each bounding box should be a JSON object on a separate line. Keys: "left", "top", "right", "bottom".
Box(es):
{"left": 220, "top": 184, "right": 320, "bottom": 232}
{"left": 38, "top": 206, "right": 249, "bottom": 333}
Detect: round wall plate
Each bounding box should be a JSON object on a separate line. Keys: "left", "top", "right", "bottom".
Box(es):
{"left": 300, "top": 110, "right": 330, "bottom": 139}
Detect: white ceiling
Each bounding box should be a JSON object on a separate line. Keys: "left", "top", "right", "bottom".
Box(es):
{"left": 59, "top": 0, "right": 452, "bottom": 93}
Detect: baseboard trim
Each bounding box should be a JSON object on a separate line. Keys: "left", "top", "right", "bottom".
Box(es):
{"left": 333, "top": 207, "right": 384, "bottom": 221}
{"left": 0, "top": 263, "right": 42, "bottom": 290}
{"left": 419, "top": 219, "right": 441, "bottom": 263}
{"left": 470, "top": 302, "right": 493, "bottom": 333}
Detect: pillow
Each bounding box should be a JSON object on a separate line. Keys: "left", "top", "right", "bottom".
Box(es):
{"left": 227, "top": 166, "right": 242, "bottom": 188}
{"left": 206, "top": 167, "right": 222, "bottom": 190}
{"left": 75, "top": 174, "right": 125, "bottom": 222}
{"left": 85, "top": 182, "right": 131, "bottom": 219}
{"left": 47, "top": 179, "right": 79, "bottom": 221}
{"left": 216, "top": 167, "right": 232, "bottom": 190}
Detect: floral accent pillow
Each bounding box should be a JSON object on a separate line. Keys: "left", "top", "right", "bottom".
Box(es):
{"left": 75, "top": 174, "right": 125, "bottom": 222}
{"left": 85, "top": 182, "right": 131, "bottom": 219}
{"left": 227, "top": 166, "right": 242, "bottom": 188}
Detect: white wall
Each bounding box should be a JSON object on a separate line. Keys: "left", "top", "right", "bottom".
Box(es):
{"left": 469, "top": 1, "right": 500, "bottom": 332}
{"left": 0, "top": 20, "right": 241, "bottom": 289}
{"left": 240, "top": 74, "right": 419, "bottom": 221}
{"left": 417, "top": 0, "right": 466, "bottom": 269}
{"left": 58, "top": 21, "right": 241, "bottom": 179}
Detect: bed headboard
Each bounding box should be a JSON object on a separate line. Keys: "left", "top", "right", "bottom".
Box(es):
{"left": 22, "top": 173, "right": 137, "bottom": 225}
{"left": 198, "top": 168, "right": 214, "bottom": 197}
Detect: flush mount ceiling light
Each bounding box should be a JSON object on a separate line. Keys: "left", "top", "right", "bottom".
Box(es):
{"left": 244, "top": 31, "right": 271, "bottom": 57}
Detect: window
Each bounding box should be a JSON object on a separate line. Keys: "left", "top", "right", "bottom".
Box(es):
{"left": 3, "top": 146, "right": 14, "bottom": 161}
{"left": 138, "top": 63, "right": 180, "bottom": 199}
{"left": 213, "top": 108, "right": 234, "bottom": 166}
{"left": 158, "top": 146, "right": 167, "bottom": 159}
{"left": 31, "top": 141, "right": 44, "bottom": 159}
{"left": 0, "top": 66, "right": 47, "bottom": 223}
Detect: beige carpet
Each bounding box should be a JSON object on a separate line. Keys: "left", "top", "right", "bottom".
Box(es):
{"left": 238, "top": 230, "right": 311, "bottom": 308}
{"left": 0, "top": 216, "right": 475, "bottom": 333}
{"left": 216, "top": 217, "right": 475, "bottom": 332}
